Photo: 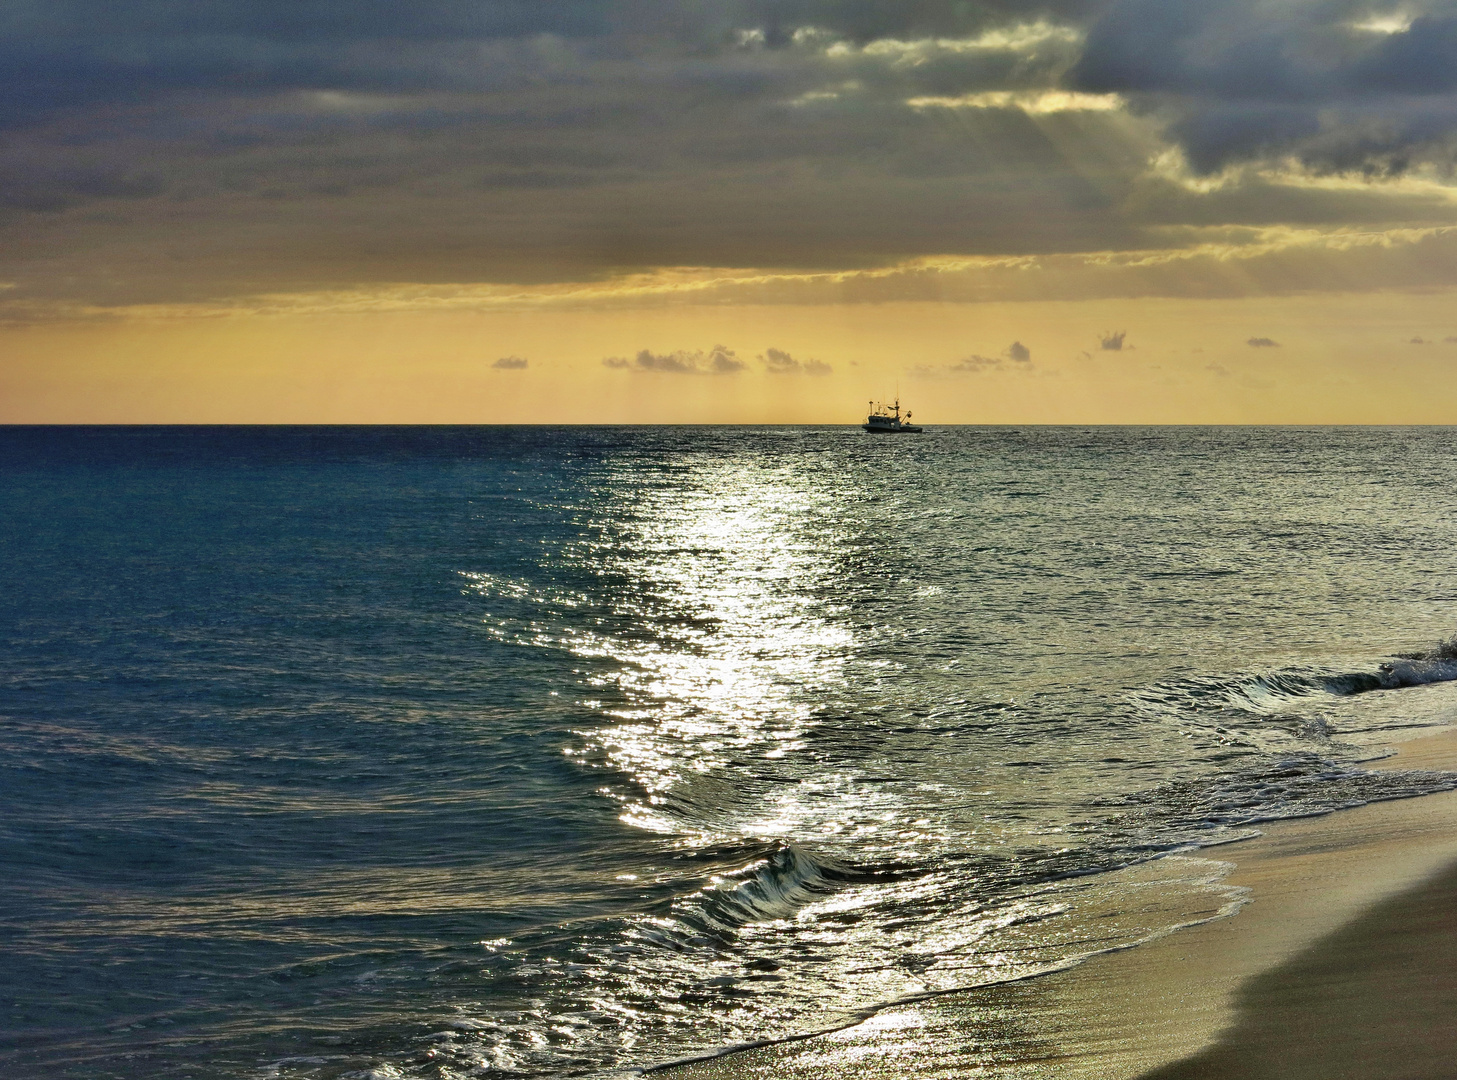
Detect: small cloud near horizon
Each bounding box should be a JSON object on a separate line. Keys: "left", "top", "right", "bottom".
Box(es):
{"left": 946, "top": 341, "right": 1035, "bottom": 373}
{"left": 601, "top": 345, "right": 746, "bottom": 374}
{"left": 1099, "top": 330, "right": 1127, "bottom": 351}
{"left": 707, "top": 344, "right": 748, "bottom": 373}
{"left": 492, "top": 355, "right": 528, "bottom": 369}
{"left": 1247, "top": 337, "right": 1281, "bottom": 348}
{"left": 760, "top": 347, "right": 831, "bottom": 375}
{"left": 948, "top": 354, "right": 1001, "bottom": 372}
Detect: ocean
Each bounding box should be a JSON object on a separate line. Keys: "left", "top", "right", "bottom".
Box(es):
{"left": 4, "top": 425, "right": 1457, "bottom": 1080}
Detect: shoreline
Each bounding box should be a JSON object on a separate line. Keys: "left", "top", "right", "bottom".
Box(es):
{"left": 655, "top": 725, "right": 1457, "bottom": 1079}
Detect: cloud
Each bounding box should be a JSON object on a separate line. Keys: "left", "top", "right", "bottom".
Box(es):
{"left": 1246, "top": 336, "right": 1280, "bottom": 347}
{"left": 708, "top": 343, "right": 749, "bottom": 372}
{"left": 0, "top": 3, "right": 1130, "bottom": 303}
{"left": 4, "top": 0, "right": 1457, "bottom": 314}
{"left": 760, "top": 347, "right": 789, "bottom": 370}
{"left": 1070, "top": 0, "right": 1457, "bottom": 175}
{"left": 906, "top": 91, "right": 1122, "bottom": 113}
{"left": 943, "top": 341, "right": 1038, "bottom": 373}
{"left": 492, "top": 355, "right": 528, "bottom": 368}
{"left": 18, "top": 223, "right": 1457, "bottom": 322}
{"left": 602, "top": 344, "right": 746, "bottom": 374}
{"left": 631, "top": 349, "right": 702, "bottom": 373}
{"left": 760, "top": 346, "right": 831, "bottom": 374}
{"left": 1099, "top": 330, "right": 1126, "bottom": 350}
{"left": 947, "top": 353, "right": 1002, "bottom": 372}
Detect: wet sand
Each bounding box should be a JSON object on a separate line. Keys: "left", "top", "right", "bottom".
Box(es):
{"left": 655, "top": 727, "right": 1457, "bottom": 1079}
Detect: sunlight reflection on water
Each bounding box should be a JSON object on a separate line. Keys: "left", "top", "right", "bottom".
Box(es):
{"left": 568, "top": 459, "right": 862, "bottom": 841}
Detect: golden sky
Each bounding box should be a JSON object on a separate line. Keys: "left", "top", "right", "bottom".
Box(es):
{"left": 4, "top": 2, "right": 1457, "bottom": 423}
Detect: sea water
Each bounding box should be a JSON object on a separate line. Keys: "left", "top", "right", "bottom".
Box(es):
{"left": 4, "top": 425, "right": 1457, "bottom": 1079}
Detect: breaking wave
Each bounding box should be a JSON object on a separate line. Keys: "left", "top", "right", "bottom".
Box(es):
{"left": 1136, "top": 639, "right": 1457, "bottom": 722}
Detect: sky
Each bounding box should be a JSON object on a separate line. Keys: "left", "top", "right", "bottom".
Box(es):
{"left": 6, "top": 0, "right": 1457, "bottom": 422}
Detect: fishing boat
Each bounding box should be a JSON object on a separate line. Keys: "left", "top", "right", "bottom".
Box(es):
{"left": 863, "top": 399, "right": 922, "bottom": 433}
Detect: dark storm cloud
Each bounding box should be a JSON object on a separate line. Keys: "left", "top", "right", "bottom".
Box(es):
{"left": 6, "top": 0, "right": 1457, "bottom": 310}
{"left": 0, "top": 2, "right": 616, "bottom": 123}
{"left": 0, "top": 0, "right": 1163, "bottom": 305}
{"left": 1071, "top": 0, "right": 1457, "bottom": 172}
{"left": 0, "top": 0, "right": 1076, "bottom": 124}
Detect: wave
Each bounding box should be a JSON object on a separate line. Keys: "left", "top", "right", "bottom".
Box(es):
{"left": 1376, "top": 656, "right": 1457, "bottom": 690}
{"left": 638, "top": 852, "right": 1253, "bottom": 1075}
{"left": 1401, "top": 637, "right": 1457, "bottom": 662}
{"left": 1381, "top": 636, "right": 1457, "bottom": 687}
{"left": 633, "top": 842, "right": 917, "bottom": 946}
{"left": 1136, "top": 640, "right": 1457, "bottom": 720}
{"left": 687, "top": 844, "right": 859, "bottom": 928}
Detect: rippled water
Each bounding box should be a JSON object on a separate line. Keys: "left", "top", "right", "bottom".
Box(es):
{"left": 5, "top": 425, "right": 1457, "bottom": 1079}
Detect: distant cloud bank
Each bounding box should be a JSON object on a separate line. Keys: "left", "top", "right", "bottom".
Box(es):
{"left": 760, "top": 347, "right": 831, "bottom": 375}
{"left": 599, "top": 345, "right": 835, "bottom": 375}
{"left": 938, "top": 340, "right": 1035, "bottom": 374}
{"left": 602, "top": 345, "right": 747, "bottom": 374}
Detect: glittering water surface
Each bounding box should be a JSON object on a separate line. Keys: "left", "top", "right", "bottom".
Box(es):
{"left": 5, "top": 426, "right": 1457, "bottom": 1079}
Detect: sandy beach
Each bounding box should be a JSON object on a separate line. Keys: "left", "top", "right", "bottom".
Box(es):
{"left": 657, "top": 725, "right": 1457, "bottom": 1080}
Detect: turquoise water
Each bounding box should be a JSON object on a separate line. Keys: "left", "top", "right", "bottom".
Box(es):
{"left": 4, "top": 425, "right": 1457, "bottom": 1079}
